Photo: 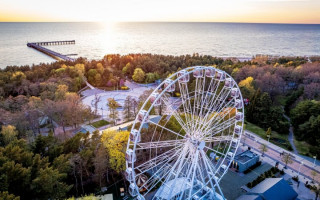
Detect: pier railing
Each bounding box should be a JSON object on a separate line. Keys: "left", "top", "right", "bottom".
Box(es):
{"left": 27, "top": 40, "right": 76, "bottom": 61}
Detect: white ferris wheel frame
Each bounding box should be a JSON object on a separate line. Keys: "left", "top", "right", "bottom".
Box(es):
{"left": 125, "top": 66, "right": 244, "bottom": 200}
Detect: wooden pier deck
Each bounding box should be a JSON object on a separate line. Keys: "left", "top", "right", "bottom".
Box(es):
{"left": 27, "top": 40, "right": 76, "bottom": 62}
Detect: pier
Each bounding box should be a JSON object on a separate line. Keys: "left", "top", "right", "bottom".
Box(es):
{"left": 27, "top": 40, "right": 76, "bottom": 62}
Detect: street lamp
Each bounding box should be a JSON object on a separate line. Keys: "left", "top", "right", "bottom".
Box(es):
{"left": 313, "top": 155, "right": 317, "bottom": 167}
{"left": 298, "top": 161, "right": 304, "bottom": 177}
{"left": 101, "top": 107, "right": 104, "bottom": 119}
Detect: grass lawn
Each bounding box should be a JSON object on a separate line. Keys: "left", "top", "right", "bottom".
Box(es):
{"left": 294, "top": 139, "right": 312, "bottom": 156}
{"left": 245, "top": 121, "right": 292, "bottom": 151}
{"left": 91, "top": 120, "right": 110, "bottom": 128}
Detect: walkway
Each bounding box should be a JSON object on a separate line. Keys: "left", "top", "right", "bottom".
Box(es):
{"left": 242, "top": 130, "right": 320, "bottom": 184}
{"left": 283, "top": 113, "right": 298, "bottom": 154}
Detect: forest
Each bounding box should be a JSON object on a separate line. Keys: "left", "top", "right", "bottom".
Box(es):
{"left": 0, "top": 54, "right": 320, "bottom": 199}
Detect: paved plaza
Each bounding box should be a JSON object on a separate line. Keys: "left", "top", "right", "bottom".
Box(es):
{"left": 81, "top": 81, "right": 158, "bottom": 117}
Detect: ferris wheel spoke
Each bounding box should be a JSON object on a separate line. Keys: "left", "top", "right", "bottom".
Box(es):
{"left": 161, "top": 95, "right": 189, "bottom": 132}
{"left": 187, "top": 149, "right": 200, "bottom": 199}
{"left": 203, "top": 135, "right": 234, "bottom": 143}
{"left": 201, "top": 150, "right": 225, "bottom": 199}
{"left": 200, "top": 97, "right": 235, "bottom": 135}
{"left": 178, "top": 82, "right": 192, "bottom": 129}
{"left": 198, "top": 78, "right": 215, "bottom": 118}
{"left": 202, "top": 116, "right": 236, "bottom": 139}
{"left": 135, "top": 139, "right": 187, "bottom": 150}
{"left": 136, "top": 145, "right": 184, "bottom": 191}
{"left": 147, "top": 145, "right": 191, "bottom": 197}
{"left": 203, "top": 145, "right": 227, "bottom": 157}
{"left": 196, "top": 86, "right": 232, "bottom": 133}
{"left": 148, "top": 119, "right": 186, "bottom": 139}
{"left": 135, "top": 144, "right": 183, "bottom": 174}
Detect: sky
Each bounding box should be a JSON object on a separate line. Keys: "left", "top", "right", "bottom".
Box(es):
{"left": 0, "top": 0, "right": 319, "bottom": 24}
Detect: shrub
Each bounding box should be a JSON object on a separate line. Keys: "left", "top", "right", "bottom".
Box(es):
{"left": 121, "top": 86, "right": 129, "bottom": 90}
{"left": 292, "top": 176, "right": 299, "bottom": 182}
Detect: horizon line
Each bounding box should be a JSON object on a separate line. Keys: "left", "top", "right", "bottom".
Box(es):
{"left": 0, "top": 21, "right": 320, "bottom": 25}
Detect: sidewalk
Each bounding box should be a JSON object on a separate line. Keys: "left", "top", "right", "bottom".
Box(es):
{"left": 242, "top": 130, "right": 320, "bottom": 184}
{"left": 244, "top": 130, "right": 320, "bottom": 172}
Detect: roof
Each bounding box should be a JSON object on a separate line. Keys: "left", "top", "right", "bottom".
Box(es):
{"left": 236, "top": 194, "right": 262, "bottom": 200}
{"left": 250, "top": 178, "right": 298, "bottom": 200}
{"left": 141, "top": 116, "right": 161, "bottom": 129}
{"left": 234, "top": 150, "right": 259, "bottom": 164}
{"left": 79, "top": 125, "right": 96, "bottom": 134}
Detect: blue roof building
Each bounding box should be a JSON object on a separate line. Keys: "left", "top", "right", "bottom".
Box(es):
{"left": 234, "top": 150, "right": 259, "bottom": 172}
{"left": 237, "top": 178, "right": 298, "bottom": 200}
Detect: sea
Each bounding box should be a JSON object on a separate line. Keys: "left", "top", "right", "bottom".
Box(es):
{"left": 0, "top": 22, "right": 320, "bottom": 68}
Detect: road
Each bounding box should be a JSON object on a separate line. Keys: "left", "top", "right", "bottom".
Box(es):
{"left": 242, "top": 131, "right": 320, "bottom": 184}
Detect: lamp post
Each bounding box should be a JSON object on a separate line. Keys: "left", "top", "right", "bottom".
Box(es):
{"left": 298, "top": 161, "right": 303, "bottom": 177}
{"left": 101, "top": 107, "right": 104, "bottom": 119}
{"left": 313, "top": 155, "right": 317, "bottom": 167}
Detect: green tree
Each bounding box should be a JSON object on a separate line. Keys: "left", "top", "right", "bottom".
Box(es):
{"left": 0, "top": 191, "right": 20, "bottom": 200}
{"left": 31, "top": 167, "right": 72, "bottom": 199}
{"left": 132, "top": 68, "right": 145, "bottom": 83}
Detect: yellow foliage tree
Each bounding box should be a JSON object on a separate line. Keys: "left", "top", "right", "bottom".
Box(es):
{"left": 1, "top": 125, "right": 18, "bottom": 145}
{"left": 101, "top": 130, "right": 129, "bottom": 173}
{"left": 239, "top": 76, "right": 255, "bottom": 98}
{"left": 132, "top": 68, "right": 145, "bottom": 83}
{"left": 75, "top": 64, "right": 85, "bottom": 75}
{"left": 55, "top": 84, "right": 69, "bottom": 101}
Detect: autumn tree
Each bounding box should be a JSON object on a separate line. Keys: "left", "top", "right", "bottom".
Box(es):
{"left": 132, "top": 68, "right": 145, "bottom": 83}
{"left": 238, "top": 76, "right": 255, "bottom": 99}
{"left": 259, "top": 143, "right": 268, "bottom": 156}
{"left": 107, "top": 98, "right": 119, "bottom": 125}
{"left": 282, "top": 153, "right": 293, "bottom": 168}
{"left": 55, "top": 84, "right": 68, "bottom": 101}
{"left": 0, "top": 125, "right": 18, "bottom": 145}
{"left": 266, "top": 127, "right": 272, "bottom": 142}
{"left": 101, "top": 130, "right": 130, "bottom": 173}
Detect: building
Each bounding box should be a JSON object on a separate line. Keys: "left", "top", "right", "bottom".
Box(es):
{"left": 76, "top": 125, "right": 97, "bottom": 134}
{"left": 237, "top": 178, "right": 298, "bottom": 200}
{"left": 234, "top": 150, "right": 259, "bottom": 172}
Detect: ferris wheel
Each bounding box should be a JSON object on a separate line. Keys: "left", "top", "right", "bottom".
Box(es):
{"left": 125, "top": 66, "right": 244, "bottom": 200}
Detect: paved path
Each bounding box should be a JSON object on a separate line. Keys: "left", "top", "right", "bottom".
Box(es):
{"left": 242, "top": 130, "right": 320, "bottom": 184}
{"left": 283, "top": 113, "right": 299, "bottom": 154}
{"left": 81, "top": 80, "right": 157, "bottom": 116}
